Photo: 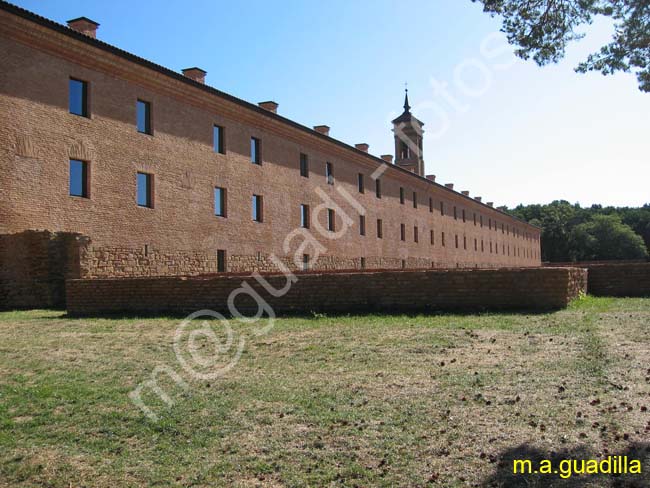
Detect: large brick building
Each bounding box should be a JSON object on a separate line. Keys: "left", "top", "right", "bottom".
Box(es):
{"left": 0, "top": 1, "right": 541, "bottom": 280}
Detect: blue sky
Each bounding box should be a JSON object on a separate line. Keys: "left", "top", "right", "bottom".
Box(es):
{"left": 14, "top": 0, "right": 650, "bottom": 207}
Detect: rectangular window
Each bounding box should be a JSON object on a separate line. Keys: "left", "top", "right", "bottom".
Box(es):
{"left": 359, "top": 215, "right": 366, "bottom": 236}
{"left": 377, "top": 219, "right": 383, "bottom": 238}
{"left": 413, "top": 192, "right": 417, "bottom": 208}
{"left": 429, "top": 197, "right": 433, "bottom": 213}
{"left": 252, "top": 194, "right": 263, "bottom": 222}
{"left": 300, "top": 204, "right": 310, "bottom": 228}
{"left": 360, "top": 257, "right": 366, "bottom": 269}
{"left": 213, "top": 125, "right": 225, "bottom": 154}
{"left": 480, "top": 215, "right": 483, "bottom": 227}
{"left": 400, "top": 223, "right": 406, "bottom": 241}
{"left": 302, "top": 254, "right": 310, "bottom": 271}
{"left": 463, "top": 236, "right": 467, "bottom": 250}
{"left": 490, "top": 242, "right": 493, "bottom": 253}
{"left": 440, "top": 202, "right": 444, "bottom": 216}
{"left": 69, "top": 159, "right": 89, "bottom": 198}
{"left": 442, "top": 232, "right": 446, "bottom": 247}
{"left": 137, "top": 172, "right": 153, "bottom": 208}
{"left": 358, "top": 173, "right": 364, "bottom": 193}
{"left": 454, "top": 206, "right": 458, "bottom": 220}
{"left": 214, "top": 187, "right": 226, "bottom": 217}
{"left": 69, "top": 78, "right": 88, "bottom": 117}
{"left": 400, "top": 187, "right": 405, "bottom": 204}
{"left": 414, "top": 226, "right": 419, "bottom": 243}
{"left": 481, "top": 240, "right": 484, "bottom": 252}
{"left": 474, "top": 238, "right": 478, "bottom": 251}
{"left": 455, "top": 235, "right": 459, "bottom": 248}
{"left": 327, "top": 208, "right": 335, "bottom": 231}
{"left": 251, "top": 137, "right": 261, "bottom": 164}
{"left": 136, "top": 99, "right": 152, "bottom": 134}
{"left": 462, "top": 209, "right": 466, "bottom": 222}
{"left": 326, "top": 162, "right": 334, "bottom": 185}
{"left": 489, "top": 218, "right": 492, "bottom": 230}
{"left": 401, "top": 259, "right": 406, "bottom": 269}
{"left": 473, "top": 213, "right": 477, "bottom": 226}
{"left": 217, "top": 250, "right": 227, "bottom": 272}
{"left": 430, "top": 229, "right": 434, "bottom": 245}
{"left": 375, "top": 179, "right": 382, "bottom": 198}
{"left": 300, "top": 153, "right": 309, "bottom": 177}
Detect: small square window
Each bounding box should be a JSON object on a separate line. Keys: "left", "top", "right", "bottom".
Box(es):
{"left": 137, "top": 172, "right": 153, "bottom": 208}
{"left": 251, "top": 137, "right": 261, "bottom": 164}
{"left": 136, "top": 99, "right": 152, "bottom": 134}
{"left": 69, "top": 78, "right": 88, "bottom": 117}
{"left": 358, "top": 173, "right": 364, "bottom": 193}
{"left": 213, "top": 125, "right": 225, "bottom": 154}
{"left": 214, "top": 187, "right": 226, "bottom": 217}
{"left": 217, "top": 249, "right": 227, "bottom": 272}
{"left": 252, "top": 194, "right": 263, "bottom": 222}
{"left": 326, "top": 162, "right": 334, "bottom": 185}
{"left": 300, "top": 153, "right": 309, "bottom": 177}
{"left": 300, "top": 204, "right": 310, "bottom": 228}
{"left": 69, "top": 159, "right": 89, "bottom": 198}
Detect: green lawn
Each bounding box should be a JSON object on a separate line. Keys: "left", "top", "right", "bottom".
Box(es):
{"left": 0, "top": 297, "right": 649, "bottom": 487}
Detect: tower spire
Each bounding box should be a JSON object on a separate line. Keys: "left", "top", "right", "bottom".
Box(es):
{"left": 403, "top": 83, "right": 410, "bottom": 113}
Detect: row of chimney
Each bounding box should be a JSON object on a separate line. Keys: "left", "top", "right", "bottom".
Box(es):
{"left": 66, "top": 16, "right": 495, "bottom": 209}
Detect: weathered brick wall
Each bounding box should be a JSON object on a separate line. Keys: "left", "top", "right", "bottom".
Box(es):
{"left": 544, "top": 261, "right": 650, "bottom": 297}
{"left": 66, "top": 267, "right": 587, "bottom": 316}
{"left": 0, "top": 230, "right": 85, "bottom": 309}
{"left": 586, "top": 263, "right": 650, "bottom": 297}
{"left": 80, "top": 245, "right": 492, "bottom": 278}
{"left": 1, "top": 7, "right": 542, "bottom": 279}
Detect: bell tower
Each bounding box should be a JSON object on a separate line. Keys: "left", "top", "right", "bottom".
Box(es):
{"left": 392, "top": 88, "right": 425, "bottom": 176}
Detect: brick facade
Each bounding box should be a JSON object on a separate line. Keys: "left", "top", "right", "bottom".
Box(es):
{"left": 0, "top": 2, "right": 541, "bottom": 289}
{"left": 66, "top": 267, "right": 587, "bottom": 316}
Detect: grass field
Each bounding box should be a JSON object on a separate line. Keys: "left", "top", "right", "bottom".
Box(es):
{"left": 0, "top": 297, "right": 649, "bottom": 487}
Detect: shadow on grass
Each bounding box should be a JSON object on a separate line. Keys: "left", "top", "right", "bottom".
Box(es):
{"left": 482, "top": 442, "right": 650, "bottom": 487}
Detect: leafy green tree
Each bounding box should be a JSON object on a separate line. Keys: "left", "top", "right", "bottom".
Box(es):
{"left": 472, "top": 0, "right": 650, "bottom": 92}
{"left": 569, "top": 214, "right": 648, "bottom": 260}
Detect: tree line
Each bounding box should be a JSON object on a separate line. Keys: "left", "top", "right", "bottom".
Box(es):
{"left": 500, "top": 201, "right": 650, "bottom": 262}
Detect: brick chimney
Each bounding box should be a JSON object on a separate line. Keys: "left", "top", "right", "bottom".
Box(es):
{"left": 474, "top": 196, "right": 482, "bottom": 203}
{"left": 380, "top": 154, "right": 393, "bottom": 163}
{"left": 426, "top": 175, "right": 436, "bottom": 182}
{"left": 355, "top": 143, "right": 369, "bottom": 153}
{"left": 313, "top": 125, "right": 330, "bottom": 136}
{"left": 67, "top": 17, "right": 99, "bottom": 38}
{"left": 258, "top": 101, "right": 278, "bottom": 113}
{"left": 445, "top": 183, "right": 454, "bottom": 190}
{"left": 487, "top": 202, "right": 494, "bottom": 207}
{"left": 461, "top": 191, "right": 470, "bottom": 197}
{"left": 182, "top": 67, "right": 207, "bottom": 84}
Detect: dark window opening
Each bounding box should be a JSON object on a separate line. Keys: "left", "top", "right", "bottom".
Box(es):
{"left": 69, "top": 159, "right": 89, "bottom": 198}
{"left": 213, "top": 125, "right": 225, "bottom": 154}
{"left": 300, "top": 204, "right": 310, "bottom": 228}
{"left": 214, "top": 187, "right": 226, "bottom": 217}
{"left": 217, "top": 250, "right": 227, "bottom": 272}
{"left": 327, "top": 208, "right": 335, "bottom": 231}
{"left": 69, "top": 78, "right": 88, "bottom": 117}
{"left": 358, "top": 173, "right": 364, "bottom": 193}
{"left": 251, "top": 137, "right": 261, "bottom": 164}
{"left": 136, "top": 99, "right": 152, "bottom": 134}
{"left": 252, "top": 194, "right": 263, "bottom": 222}
{"left": 300, "top": 153, "right": 309, "bottom": 177}
{"left": 137, "top": 172, "right": 153, "bottom": 208}
{"left": 359, "top": 215, "right": 366, "bottom": 236}
{"left": 326, "top": 162, "right": 334, "bottom": 185}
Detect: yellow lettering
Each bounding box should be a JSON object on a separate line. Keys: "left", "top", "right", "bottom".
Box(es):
{"left": 539, "top": 460, "right": 552, "bottom": 474}
{"left": 559, "top": 460, "right": 572, "bottom": 479}
{"left": 629, "top": 460, "right": 641, "bottom": 474}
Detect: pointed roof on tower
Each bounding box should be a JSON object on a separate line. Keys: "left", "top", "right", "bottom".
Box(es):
{"left": 391, "top": 87, "right": 423, "bottom": 125}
